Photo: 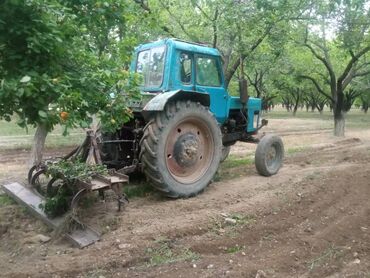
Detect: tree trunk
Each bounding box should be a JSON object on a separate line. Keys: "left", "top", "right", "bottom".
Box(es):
{"left": 293, "top": 100, "right": 299, "bottom": 116}
{"left": 333, "top": 110, "right": 345, "bottom": 137}
{"left": 29, "top": 123, "right": 48, "bottom": 167}
{"left": 332, "top": 89, "right": 346, "bottom": 137}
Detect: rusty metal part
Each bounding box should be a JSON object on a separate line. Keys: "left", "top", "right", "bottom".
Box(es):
{"left": 71, "top": 188, "right": 87, "bottom": 212}
{"left": 71, "top": 170, "right": 129, "bottom": 211}
{"left": 46, "top": 177, "right": 65, "bottom": 197}
{"left": 165, "top": 117, "right": 215, "bottom": 184}
{"left": 28, "top": 165, "right": 38, "bottom": 184}
{"left": 30, "top": 168, "right": 53, "bottom": 195}
{"left": 28, "top": 128, "right": 131, "bottom": 214}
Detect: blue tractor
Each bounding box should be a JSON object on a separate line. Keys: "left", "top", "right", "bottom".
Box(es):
{"left": 102, "top": 38, "right": 284, "bottom": 197}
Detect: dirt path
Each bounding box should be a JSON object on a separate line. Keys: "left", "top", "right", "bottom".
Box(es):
{"left": 0, "top": 119, "right": 369, "bottom": 277}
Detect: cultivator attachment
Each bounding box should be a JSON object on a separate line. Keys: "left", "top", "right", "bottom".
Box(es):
{"left": 28, "top": 129, "right": 131, "bottom": 212}
{"left": 2, "top": 129, "right": 133, "bottom": 247}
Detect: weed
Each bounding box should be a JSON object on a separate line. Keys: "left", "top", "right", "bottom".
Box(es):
{"left": 213, "top": 171, "right": 221, "bottom": 182}
{"left": 146, "top": 238, "right": 199, "bottom": 267}
{"left": 222, "top": 156, "right": 254, "bottom": 169}
{"left": 261, "top": 233, "right": 275, "bottom": 241}
{"left": 216, "top": 155, "right": 254, "bottom": 181}
{"left": 209, "top": 213, "right": 256, "bottom": 238}
{"left": 84, "top": 268, "right": 108, "bottom": 278}
{"left": 229, "top": 213, "right": 256, "bottom": 226}
{"left": 286, "top": 147, "right": 309, "bottom": 155}
{"left": 100, "top": 216, "right": 120, "bottom": 234}
{"left": 0, "top": 194, "right": 14, "bottom": 206}
{"left": 123, "top": 182, "right": 154, "bottom": 198}
{"left": 226, "top": 244, "right": 244, "bottom": 254}
{"left": 308, "top": 245, "right": 344, "bottom": 271}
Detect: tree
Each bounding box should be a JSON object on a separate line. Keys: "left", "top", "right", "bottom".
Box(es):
{"left": 0, "top": 0, "right": 139, "bottom": 166}
{"left": 360, "top": 93, "right": 370, "bottom": 113}
{"left": 304, "top": 91, "right": 328, "bottom": 113}
{"left": 133, "top": 0, "right": 312, "bottom": 89}
{"left": 343, "top": 88, "right": 362, "bottom": 112}
{"left": 296, "top": 1, "right": 370, "bottom": 136}
{"left": 274, "top": 77, "right": 305, "bottom": 116}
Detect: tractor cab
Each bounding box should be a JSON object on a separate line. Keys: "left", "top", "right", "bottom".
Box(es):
{"left": 131, "top": 38, "right": 263, "bottom": 134}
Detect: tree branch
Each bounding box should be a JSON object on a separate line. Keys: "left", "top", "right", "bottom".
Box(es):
{"left": 225, "top": 25, "right": 273, "bottom": 86}
{"left": 338, "top": 46, "right": 370, "bottom": 89}
{"left": 212, "top": 8, "right": 219, "bottom": 48}
{"left": 133, "top": 0, "right": 176, "bottom": 37}
{"left": 158, "top": 1, "right": 201, "bottom": 43}
{"left": 299, "top": 75, "right": 334, "bottom": 103}
{"left": 354, "top": 69, "right": 370, "bottom": 78}
{"left": 303, "top": 42, "right": 336, "bottom": 80}
{"left": 192, "top": 1, "right": 212, "bottom": 21}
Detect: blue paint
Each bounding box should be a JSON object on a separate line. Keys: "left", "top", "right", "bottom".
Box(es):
{"left": 131, "top": 38, "right": 262, "bottom": 133}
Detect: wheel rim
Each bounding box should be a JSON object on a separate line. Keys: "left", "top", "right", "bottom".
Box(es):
{"left": 266, "top": 142, "right": 282, "bottom": 170}
{"left": 31, "top": 169, "right": 52, "bottom": 196}
{"left": 47, "top": 177, "right": 65, "bottom": 197}
{"left": 165, "top": 117, "right": 215, "bottom": 184}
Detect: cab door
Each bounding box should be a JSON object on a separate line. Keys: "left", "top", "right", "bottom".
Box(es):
{"left": 174, "top": 51, "right": 195, "bottom": 92}
{"left": 194, "top": 55, "right": 228, "bottom": 123}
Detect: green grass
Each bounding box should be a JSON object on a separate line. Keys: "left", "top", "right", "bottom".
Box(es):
{"left": 0, "top": 119, "right": 85, "bottom": 150}
{"left": 209, "top": 213, "right": 256, "bottom": 238}
{"left": 228, "top": 213, "right": 256, "bottom": 226}
{"left": 123, "top": 182, "right": 154, "bottom": 199}
{"left": 308, "top": 244, "right": 344, "bottom": 271}
{"left": 285, "top": 146, "right": 311, "bottom": 155}
{"left": 222, "top": 155, "right": 254, "bottom": 169}
{"left": 0, "top": 194, "right": 15, "bottom": 206}
{"left": 215, "top": 155, "right": 254, "bottom": 181}
{"left": 226, "top": 244, "right": 244, "bottom": 254}
{"left": 145, "top": 238, "right": 199, "bottom": 267}
{"left": 264, "top": 110, "right": 333, "bottom": 120}
{"left": 1, "top": 109, "right": 368, "bottom": 151}
{"left": 264, "top": 109, "right": 370, "bottom": 129}
{"left": 84, "top": 268, "right": 108, "bottom": 278}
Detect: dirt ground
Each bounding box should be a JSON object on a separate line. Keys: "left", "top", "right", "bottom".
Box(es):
{"left": 0, "top": 117, "right": 369, "bottom": 278}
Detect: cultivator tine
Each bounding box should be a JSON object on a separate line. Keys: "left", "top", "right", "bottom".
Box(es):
{"left": 71, "top": 188, "right": 88, "bottom": 213}
{"left": 117, "top": 195, "right": 129, "bottom": 212}
{"left": 27, "top": 165, "right": 38, "bottom": 185}
{"left": 111, "top": 182, "right": 129, "bottom": 211}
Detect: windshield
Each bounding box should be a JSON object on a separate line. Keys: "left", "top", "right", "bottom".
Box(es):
{"left": 136, "top": 45, "right": 166, "bottom": 88}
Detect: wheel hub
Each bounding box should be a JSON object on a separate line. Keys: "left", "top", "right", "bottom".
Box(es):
{"left": 173, "top": 133, "right": 199, "bottom": 167}
{"left": 165, "top": 117, "right": 215, "bottom": 184}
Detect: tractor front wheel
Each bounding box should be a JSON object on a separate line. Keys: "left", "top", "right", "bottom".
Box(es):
{"left": 255, "top": 134, "right": 284, "bottom": 176}
{"left": 140, "top": 101, "right": 222, "bottom": 198}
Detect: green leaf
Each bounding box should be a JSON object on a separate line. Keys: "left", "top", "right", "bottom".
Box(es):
{"left": 20, "top": 75, "right": 31, "bottom": 83}
{"left": 80, "top": 121, "right": 89, "bottom": 128}
{"left": 38, "top": 110, "right": 48, "bottom": 118}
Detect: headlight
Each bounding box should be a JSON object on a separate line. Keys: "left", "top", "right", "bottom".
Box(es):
{"left": 254, "top": 112, "right": 260, "bottom": 128}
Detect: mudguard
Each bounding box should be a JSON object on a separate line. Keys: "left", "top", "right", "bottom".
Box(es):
{"left": 141, "top": 90, "right": 210, "bottom": 120}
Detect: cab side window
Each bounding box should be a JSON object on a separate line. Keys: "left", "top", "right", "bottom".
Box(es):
{"left": 180, "top": 53, "right": 192, "bottom": 84}
{"left": 196, "top": 56, "right": 221, "bottom": 87}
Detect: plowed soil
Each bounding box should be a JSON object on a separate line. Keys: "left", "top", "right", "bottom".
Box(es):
{"left": 0, "top": 117, "right": 369, "bottom": 278}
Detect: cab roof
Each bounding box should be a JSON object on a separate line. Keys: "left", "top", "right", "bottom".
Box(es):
{"left": 134, "top": 38, "right": 221, "bottom": 57}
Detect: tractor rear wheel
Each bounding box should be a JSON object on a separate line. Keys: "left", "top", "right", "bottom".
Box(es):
{"left": 255, "top": 134, "right": 284, "bottom": 176}
{"left": 140, "top": 101, "right": 222, "bottom": 198}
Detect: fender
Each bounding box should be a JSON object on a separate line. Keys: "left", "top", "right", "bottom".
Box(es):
{"left": 141, "top": 90, "right": 210, "bottom": 120}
